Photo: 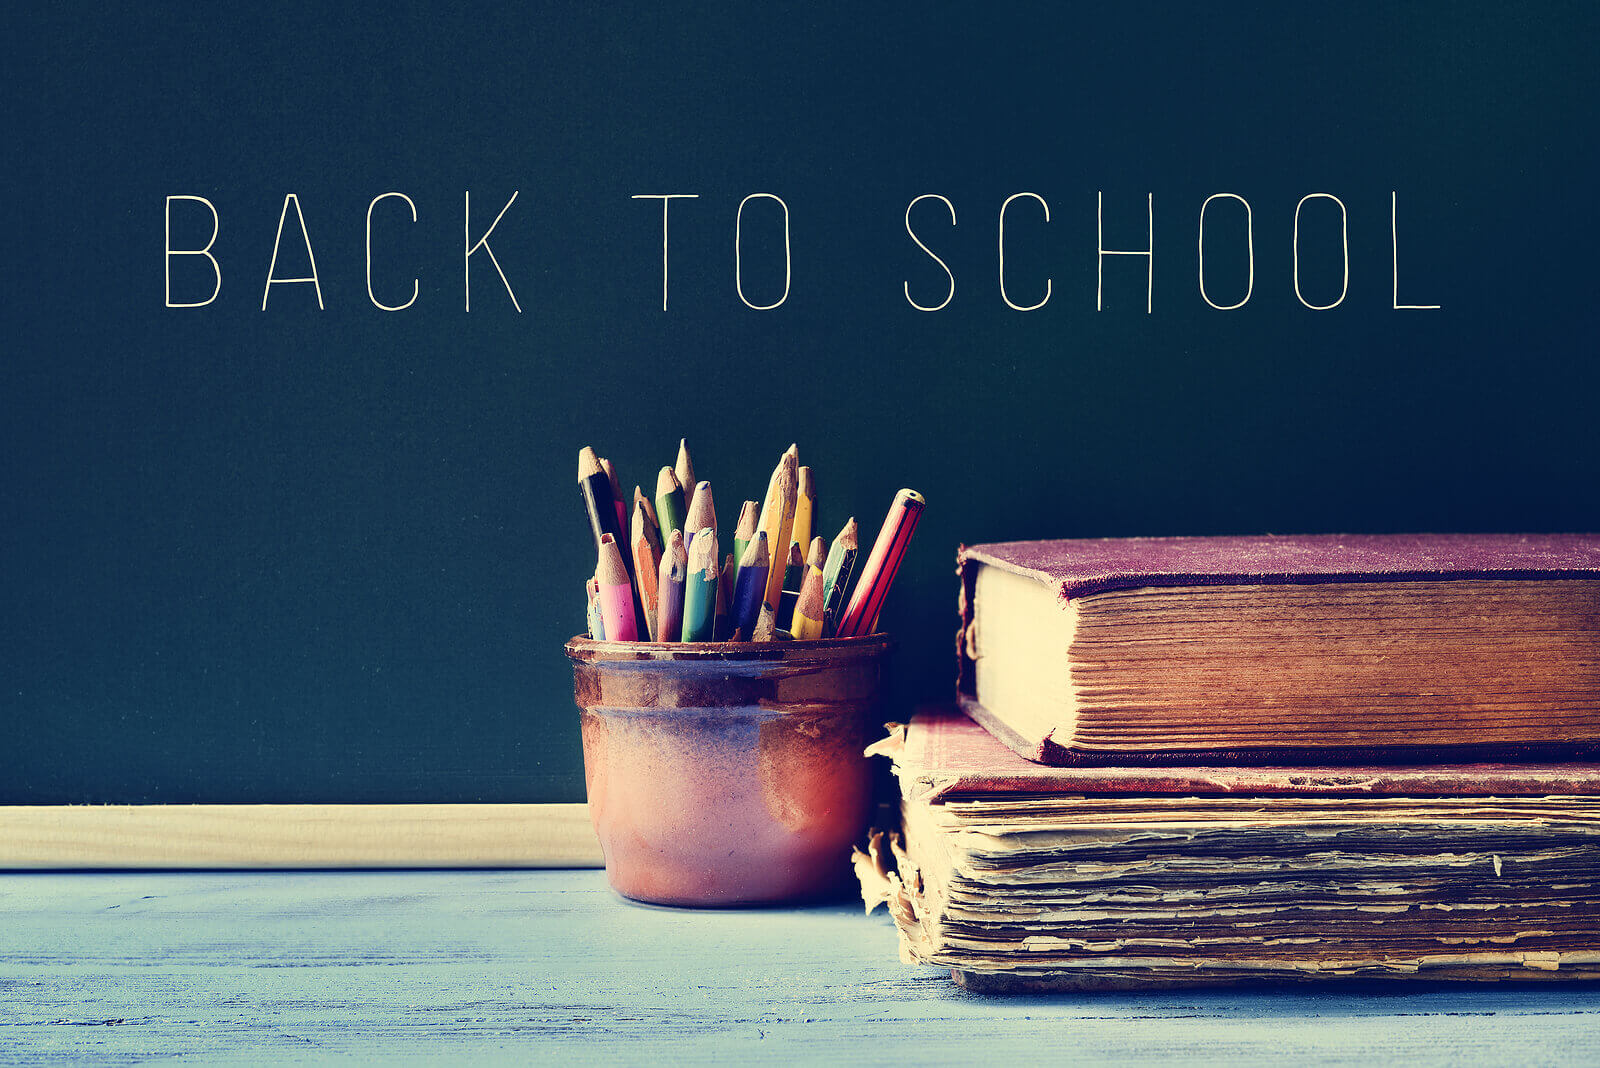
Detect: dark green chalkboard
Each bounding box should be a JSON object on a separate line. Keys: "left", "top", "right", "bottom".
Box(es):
{"left": 5, "top": 5, "right": 1597, "bottom": 802}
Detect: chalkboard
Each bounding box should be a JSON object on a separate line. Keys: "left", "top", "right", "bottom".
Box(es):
{"left": 6, "top": 5, "right": 1597, "bottom": 803}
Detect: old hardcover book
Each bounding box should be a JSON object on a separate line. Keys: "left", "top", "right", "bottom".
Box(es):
{"left": 956, "top": 533, "right": 1600, "bottom": 764}
{"left": 857, "top": 710, "right": 1600, "bottom": 991}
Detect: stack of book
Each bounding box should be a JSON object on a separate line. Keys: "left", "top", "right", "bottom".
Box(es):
{"left": 858, "top": 534, "right": 1600, "bottom": 990}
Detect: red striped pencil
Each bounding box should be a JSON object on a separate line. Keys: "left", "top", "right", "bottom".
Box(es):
{"left": 833, "top": 489, "right": 924, "bottom": 638}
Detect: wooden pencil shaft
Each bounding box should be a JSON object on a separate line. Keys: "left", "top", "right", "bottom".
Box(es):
{"left": 580, "top": 472, "right": 626, "bottom": 563}
{"left": 757, "top": 452, "right": 798, "bottom": 613}
{"left": 655, "top": 467, "right": 687, "bottom": 540}
{"left": 752, "top": 601, "right": 777, "bottom": 641}
{"left": 791, "top": 560, "right": 827, "bottom": 640}
{"left": 580, "top": 449, "right": 648, "bottom": 630}
{"left": 790, "top": 465, "right": 815, "bottom": 558}
{"left": 836, "top": 490, "right": 924, "bottom": 638}
{"left": 632, "top": 502, "right": 663, "bottom": 641}
{"left": 731, "top": 532, "right": 769, "bottom": 640}
{"left": 681, "top": 529, "right": 718, "bottom": 642}
{"left": 716, "top": 553, "right": 736, "bottom": 640}
{"left": 597, "top": 533, "right": 639, "bottom": 641}
{"left": 655, "top": 530, "right": 687, "bottom": 642}
{"left": 634, "top": 487, "right": 659, "bottom": 536}
{"left": 821, "top": 519, "right": 859, "bottom": 636}
{"left": 600, "top": 456, "right": 627, "bottom": 534}
{"left": 731, "top": 499, "right": 759, "bottom": 592}
{"left": 684, "top": 481, "right": 716, "bottom": 561}
{"left": 776, "top": 542, "right": 806, "bottom": 630}
{"left": 675, "top": 439, "right": 696, "bottom": 513}
{"left": 586, "top": 578, "right": 605, "bottom": 640}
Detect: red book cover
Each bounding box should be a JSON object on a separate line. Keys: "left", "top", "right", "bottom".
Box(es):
{"left": 955, "top": 533, "right": 1600, "bottom": 766}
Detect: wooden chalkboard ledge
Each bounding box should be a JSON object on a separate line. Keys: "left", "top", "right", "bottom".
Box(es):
{"left": 0, "top": 803, "right": 603, "bottom": 869}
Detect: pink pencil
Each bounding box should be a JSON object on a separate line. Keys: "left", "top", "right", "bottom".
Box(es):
{"left": 596, "top": 533, "right": 638, "bottom": 641}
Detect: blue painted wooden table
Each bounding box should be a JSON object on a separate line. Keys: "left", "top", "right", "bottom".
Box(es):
{"left": 4, "top": 869, "right": 1599, "bottom": 1063}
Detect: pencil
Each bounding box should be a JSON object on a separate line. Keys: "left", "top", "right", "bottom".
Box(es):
{"left": 789, "top": 537, "right": 827, "bottom": 640}
{"left": 715, "top": 552, "right": 734, "bottom": 640}
{"left": 730, "top": 531, "right": 769, "bottom": 641}
{"left": 751, "top": 600, "right": 777, "bottom": 642}
{"left": 581, "top": 447, "right": 639, "bottom": 633}
{"left": 755, "top": 448, "right": 798, "bottom": 628}
{"left": 675, "top": 438, "right": 696, "bottom": 515}
{"left": 579, "top": 447, "right": 627, "bottom": 554}
{"left": 833, "top": 489, "right": 924, "bottom": 638}
{"left": 681, "top": 528, "right": 718, "bottom": 642}
{"left": 586, "top": 576, "right": 605, "bottom": 640}
{"left": 655, "top": 529, "right": 687, "bottom": 642}
{"left": 596, "top": 533, "right": 638, "bottom": 641}
{"left": 790, "top": 465, "right": 815, "bottom": 567}
{"left": 655, "top": 466, "right": 686, "bottom": 541}
{"left": 820, "top": 517, "right": 859, "bottom": 638}
{"left": 634, "top": 486, "right": 659, "bottom": 537}
{"left": 776, "top": 540, "right": 806, "bottom": 632}
{"left": 684, "top": 480, "right": 716, "bottom": 562}
{"left": 599, "top": 456, "right": 626, "bottom": 536}
{"left": 731, "top": 500, "right": 759, "bottom": 585}
{"left": 632, "top": 499, "right": 663, "bottom": 640}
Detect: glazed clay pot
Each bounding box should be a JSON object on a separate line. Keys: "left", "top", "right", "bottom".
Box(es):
{"left": 567, "top": 635, "right": 891, "bottom": 907}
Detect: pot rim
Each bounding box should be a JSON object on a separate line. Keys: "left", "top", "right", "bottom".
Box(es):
{"left": 565, "top": 633, "right": 893, "bottom": 665}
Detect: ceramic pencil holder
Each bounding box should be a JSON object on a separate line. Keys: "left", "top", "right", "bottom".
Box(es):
{"left": 566, "top": 634, "right": 891, "bottom": 907}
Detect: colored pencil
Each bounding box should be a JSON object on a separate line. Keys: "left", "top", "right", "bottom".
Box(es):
{"left": 684, "top": 480, "right": 716, "bottom": 561}
{"left": 634, "top": 485, "right": 659, "bottom": 537}
{"left": 632, "top": 499, "right": 663, "bottom": 640}
{"left": 586, "top": 577, "right": 605, "bottom": 640}
{"left": 600, "top": 456, "right": 626, "bottom": 535}
{"left": 579, "top": 447, "right": 626, "bottom": 555}
{"left": 682, "top": 528, "right": 718, "bottom": 642}
{"left": 655, "top": 466, "right": 687, "bottom": 541}
{"left": 790, "top": 465, "right": 815, "bottom": 566}
{"left": 730, "top": 531, "right": 769, "bottom": 641}
{"left": 596, "top": 533, "right": 638, "bottom": 641}
{"left": 751, "top": 600, "right": 777, "bottom": 642}
{"left": 789, "top": 538, "right": 827, "bottom": 640}
{"left": 731, "top": 500, "right": 759, "bottom": 584}
{"left": 715, "top": 552, "right": 734, "bottom": 640}
{"left": 655, "top": 529, "right": 687, "bottom": 642}
{"left": 834, "top": 489, "right": 924, "bottom": 638}
{"left": 675, "top": 438, "right": 696, "bottom": 514}
{"left": 776, "top": 540, "right": 806, "bottom": 632}
{"left": 755, "top": 447, "right": 798, "bottom": 630}
{"left": 581, "top": 447, "right": 639, "bottom": 633}
{"left": 820, "top": 517, "right": 859, "bottom": 638}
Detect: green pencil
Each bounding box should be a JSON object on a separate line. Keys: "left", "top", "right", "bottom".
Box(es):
{"left": 655, "top": 466, "right": 687, "bottom": 541}
{"left": 820, "top": 516, "right": 859, "bottom": 637}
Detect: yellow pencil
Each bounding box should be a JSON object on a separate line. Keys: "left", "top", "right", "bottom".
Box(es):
{"left": 789, "top": 465, "right": 815, "bottom": 565}
{"left": 789, "top": 537, "right": 827, "bottom": 640}
{"left": 754, "top": 446, "right": 799, "bottom": 631}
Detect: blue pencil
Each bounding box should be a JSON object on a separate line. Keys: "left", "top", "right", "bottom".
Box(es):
{"left": 730, "top": 531, "right": 769, "bottom": 641}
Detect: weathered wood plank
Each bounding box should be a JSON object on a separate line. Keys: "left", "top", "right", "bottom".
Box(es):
{"left": 1, "top": 870, "right": 1597, "bottom": 1063}
{"left": 0, "top": 804, "right": 603, "bottom": 868}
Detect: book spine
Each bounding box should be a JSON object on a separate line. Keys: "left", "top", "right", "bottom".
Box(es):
{"left": 956, "top": 545, "right": 978, "bottom": 702}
